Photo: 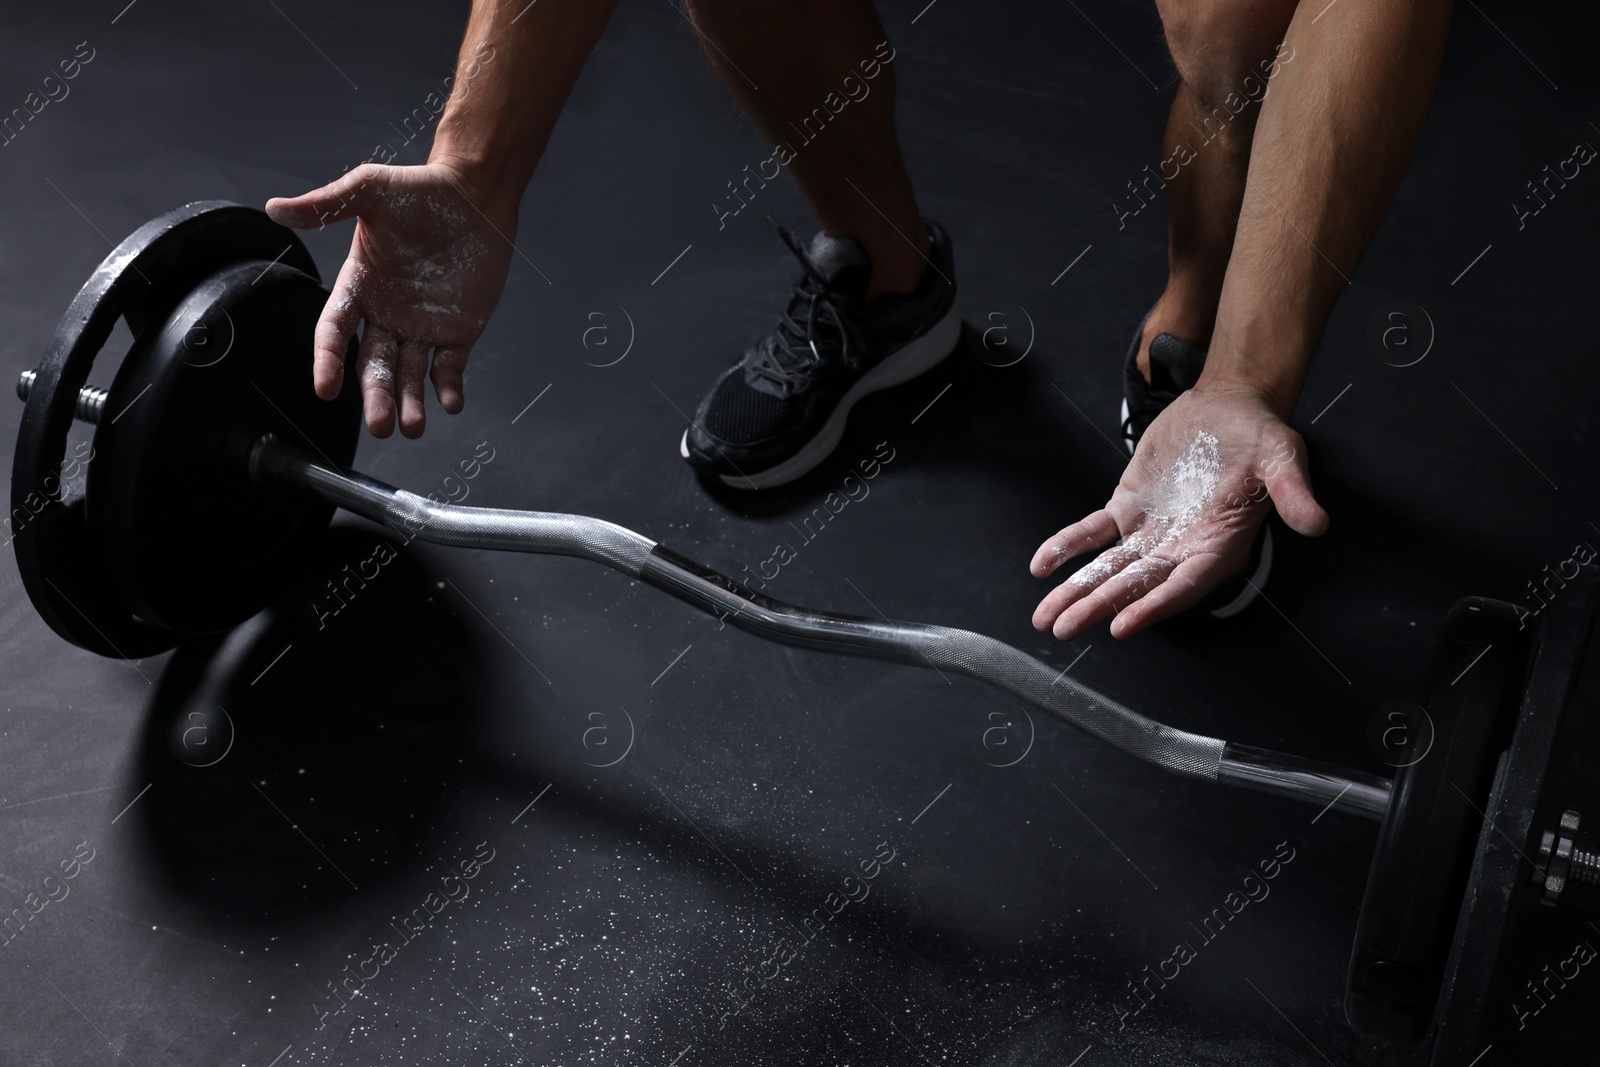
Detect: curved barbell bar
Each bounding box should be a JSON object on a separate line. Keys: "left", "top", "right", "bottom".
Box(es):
{"left": 250, "top": 435, "right": 1392, "bottom": 821}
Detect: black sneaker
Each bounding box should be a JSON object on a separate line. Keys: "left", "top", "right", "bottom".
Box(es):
{"left": 1119, "top": 307, "right": 1272, "bottom": 621}
{"left": 1120, "top": 307, "right": 1206, "bottom": 454}
{"left": 680, "top": 219, "right": 960, "bottom": 489}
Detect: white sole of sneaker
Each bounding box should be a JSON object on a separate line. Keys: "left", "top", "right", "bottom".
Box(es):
{"left": 680, "top": 303, "right": 964, "bottom": 490}
{"left": 1209, "top": 525, "right": 1274, "bottom": 619}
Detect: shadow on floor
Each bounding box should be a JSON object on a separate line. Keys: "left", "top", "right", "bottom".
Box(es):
{"left": 131, "top": 526, "right": 489, "bottom": 919}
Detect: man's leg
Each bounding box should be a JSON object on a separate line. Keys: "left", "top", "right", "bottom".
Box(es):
{"left": 684, "top": 0, "right": 927, "bottom": 297}
{"left": 677, "top": 0, "right": 961, "bottom": 491}
{"left": 1142, "top": 0, "right": 1299, "bottom": 378}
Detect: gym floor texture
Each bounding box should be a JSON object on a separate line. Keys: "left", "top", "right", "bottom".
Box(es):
{"left": 2, "top": 1, "right": 1597, "bottom": 1064}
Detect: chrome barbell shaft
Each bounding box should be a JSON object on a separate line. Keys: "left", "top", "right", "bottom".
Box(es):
{"left": 248, "top": 434, "right": 1393, "bottom": 821}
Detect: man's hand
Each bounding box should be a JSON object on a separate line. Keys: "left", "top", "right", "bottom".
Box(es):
{"left": 266, "top": 161, "right": 516, "bottom": 438}
{"left": 1029, "top": 384, "right": 1329, "bottom": 641}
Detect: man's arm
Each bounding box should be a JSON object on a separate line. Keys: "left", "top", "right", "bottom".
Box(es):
{"left": 1199, "top": 0, "right": 1455, "bottom": 418}
{"left": 428, "top": 0, "right": 619, "bottom": 218}
{"left": 1032, "top": 0, "right": 1454, "bottom": 640}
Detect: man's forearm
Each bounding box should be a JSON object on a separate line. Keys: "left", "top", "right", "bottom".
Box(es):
{"left": 429, "top": 0, "right": 620, "bottom": 218}
{"left": 1198, "top": 0, "right": 1454, "bottom": 417}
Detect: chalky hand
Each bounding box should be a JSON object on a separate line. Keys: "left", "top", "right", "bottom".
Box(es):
{"left": 266, "top": 162, "right": 516, "bottom": 439}
{"left": 1030, "top": 385, "right": 1329, "bottom": 640}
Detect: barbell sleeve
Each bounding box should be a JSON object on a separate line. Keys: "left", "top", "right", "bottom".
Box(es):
{"left": 17, "top": 368, "right": 109, "bottom": 425}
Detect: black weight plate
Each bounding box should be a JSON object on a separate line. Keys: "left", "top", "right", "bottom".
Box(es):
{"left": 1431, "top": 564, "right": 1600, "bottom": 1065}
{"left": 12, "top": 201, "right": 319, "bottom": 656}
{"left": 1345, "top": 596, "right": 1532, "bottom": 1044}
{"left": 88, "top": 259, "right": 360, "bottom": 635}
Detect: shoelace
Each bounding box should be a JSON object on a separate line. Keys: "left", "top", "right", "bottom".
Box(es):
{"left": 746, "top": 220, "right": 861, "bottom": 393}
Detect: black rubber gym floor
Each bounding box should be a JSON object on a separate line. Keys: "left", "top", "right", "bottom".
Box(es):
{"left": 2, "top": 2, "right": 1597, "bottom": 1064}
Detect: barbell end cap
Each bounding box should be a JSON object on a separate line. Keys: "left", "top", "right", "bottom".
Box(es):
{"left": 17, "top": 368, "right": 35, "bottom": 402}
{"left": 247, "top": 433, "right": 281, "bottom": 483}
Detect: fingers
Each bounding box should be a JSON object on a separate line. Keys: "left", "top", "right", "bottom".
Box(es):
{"left": 1041, "top": 552, "right": 1177, "bottom": 642}
{"left": 1029, "top": 511, "right": 1121, "bottom": 578}
{"left": 395, "top": 339, "right": 431, "bottom": 439}
{"left": 1263, "top": 428, "right": 1330, "bottom": 537}
{"left": 265, "top": 164, "right": 387, "bottom": 230}
{"left": 312, "top": 257, "right": 365, "bottom": 400}
{"left": 430, "top": 346, "right": 470, "bottom": 414}
{"left": 356, "top": 325, "right": 399, "bottom": 438}
{"left": 350, "top": 331, "right": 460, "bottom": 439}
{"left": 1106, "top": 554, "right": 1226, "bottom": 639}
{"left": 1030, "top": 541, "right": 1143, "bottom": 632}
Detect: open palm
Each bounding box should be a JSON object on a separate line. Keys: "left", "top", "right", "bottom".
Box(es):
{"left": 1030, "top": 385, "right": 1329, "bottom": 640}
{"left": 267, "top": 162, "right": 517, "bottom": 438}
